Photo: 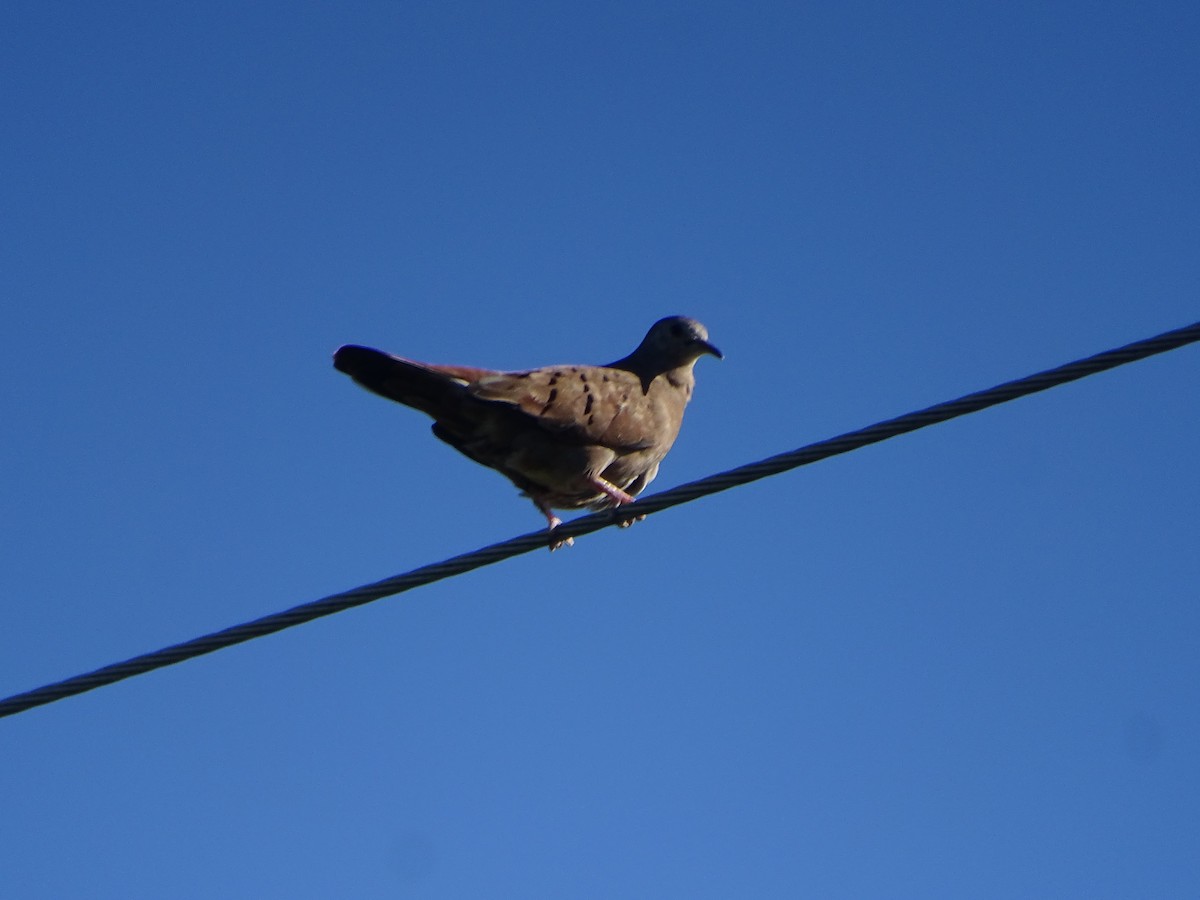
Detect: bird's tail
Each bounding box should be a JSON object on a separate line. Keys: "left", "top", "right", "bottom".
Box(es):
{"left": 333, "top": 345, "right": 476, "bottom": 420}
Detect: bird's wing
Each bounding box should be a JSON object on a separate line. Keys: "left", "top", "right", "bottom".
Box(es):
{"left": 468, "top": 365, "right": 658, "bottom": 452}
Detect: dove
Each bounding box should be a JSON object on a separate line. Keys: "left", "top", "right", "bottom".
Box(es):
{"left": 333, "top": 316, "right": 721, "bottom": 547}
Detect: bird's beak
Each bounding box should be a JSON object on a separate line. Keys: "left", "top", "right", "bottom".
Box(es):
{"left": 698, "top": 339, "right": 723, "bottom": 360}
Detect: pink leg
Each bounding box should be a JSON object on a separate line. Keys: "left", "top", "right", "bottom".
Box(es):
{"left": 533, "top": 498, "right": 573, "bottom": 550}
{"left": 586, "top": 476, "right": 636, "bottom": 506}
{"left": 587, "top": 476, "right": 645, "bottom": 528}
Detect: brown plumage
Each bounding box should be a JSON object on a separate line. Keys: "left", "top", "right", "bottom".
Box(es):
{"left": 333, "top": 316, "right": 721, "bottom": 547}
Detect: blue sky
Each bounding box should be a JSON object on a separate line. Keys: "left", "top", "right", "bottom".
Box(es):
{"left": 2, "top": 2, "right": 1198, "bottom": 896}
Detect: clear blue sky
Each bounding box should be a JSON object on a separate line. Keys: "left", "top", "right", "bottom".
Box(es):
{"left": 3, "top": 2, "right": 1198, "bottom": 896}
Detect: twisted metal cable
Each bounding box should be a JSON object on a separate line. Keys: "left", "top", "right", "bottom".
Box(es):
{"left": 2, "top": 319, "right": 1198, "bottom": 720}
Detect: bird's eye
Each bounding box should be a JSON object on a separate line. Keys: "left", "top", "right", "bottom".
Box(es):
{"left": 670, "top": 323, "right": 685, "bottom": 337}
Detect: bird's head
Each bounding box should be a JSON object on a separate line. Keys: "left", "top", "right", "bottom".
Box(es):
{"left": 639, "top": 316, "right": 723, "bottom": 368}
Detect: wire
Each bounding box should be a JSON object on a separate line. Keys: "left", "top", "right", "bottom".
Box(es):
{"left": 2, "top": 319, "right": 1198, "bottom": 721}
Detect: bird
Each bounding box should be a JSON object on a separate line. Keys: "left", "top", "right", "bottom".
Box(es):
{"left": 333, "top": 316, "right": 721, "bottom": 548}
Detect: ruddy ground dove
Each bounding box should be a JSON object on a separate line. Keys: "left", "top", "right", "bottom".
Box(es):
{"left": 333, "top": 316, "right": 721, "bottom": 547}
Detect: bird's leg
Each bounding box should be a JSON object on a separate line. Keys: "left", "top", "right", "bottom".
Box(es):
{"left": 532, "top": 498, "right": 573, "bottom": 550}
{"left": 587, "top": 476, "right": 646, "bottom": 528}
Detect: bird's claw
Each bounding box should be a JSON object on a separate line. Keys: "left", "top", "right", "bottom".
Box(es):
{"left": 548, "top": 533, "right": 575, "bottom": 551}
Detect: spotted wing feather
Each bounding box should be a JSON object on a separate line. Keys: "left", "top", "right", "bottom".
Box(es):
{"left": 468, "top": 365, "right": 656, "bottom": 452}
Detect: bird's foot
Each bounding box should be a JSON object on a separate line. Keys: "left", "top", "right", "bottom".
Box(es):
{"left": 587, "top": 476, "right": 636, "bottom": 506}
{"left": 547, "top": 517, "right": 574, "bottom": 551}
{"left": 588, "top": 476, "right": 643, "bottom": 528}
{"left": 535, "top": 503, "right": 574, "bottom": 551}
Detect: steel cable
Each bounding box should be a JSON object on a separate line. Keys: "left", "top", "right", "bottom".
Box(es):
{"left": 2, "top": 319, "right": 1197, "bottom": 720}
